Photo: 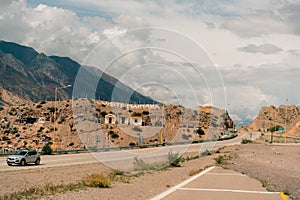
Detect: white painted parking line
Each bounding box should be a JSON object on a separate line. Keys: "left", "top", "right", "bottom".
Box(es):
{"left": 151, "top": 166, "right": 215, "bottom": 200}
{"left": 178, "top": 188, "right": 280, "bottom": 195}
{"left": 205, "top": 172, "right": 246, "bottom": 176}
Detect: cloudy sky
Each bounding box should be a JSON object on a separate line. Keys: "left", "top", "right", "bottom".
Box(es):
{"left": 1, "top": 0, "right": 300, "bottom": 121}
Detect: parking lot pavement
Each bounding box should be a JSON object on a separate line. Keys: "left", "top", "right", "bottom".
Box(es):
{"left": 151, "top": 166, "right": 285, "bottom": 200}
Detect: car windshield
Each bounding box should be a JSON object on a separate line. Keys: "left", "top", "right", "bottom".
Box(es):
{"left": 13, "top": 151, "right": 27, "bottom": 155}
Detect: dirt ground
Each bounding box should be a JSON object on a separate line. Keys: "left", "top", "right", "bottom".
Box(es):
{"left": 0, "top": 153, "right": 216, "bottom": 200}
{"left": 224, "top": 144, "right": 300, "bottom": 200}
{"left": 1, "top": 143, "right": 299, "bottom": 200}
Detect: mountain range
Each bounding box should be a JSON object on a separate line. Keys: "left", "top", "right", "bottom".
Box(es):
{"left": 0, "top": 40, "right": 156, "bottom": 105}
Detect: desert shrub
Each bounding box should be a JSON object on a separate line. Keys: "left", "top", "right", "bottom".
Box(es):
{"left": 168, "top": 151, "right": 182, "bottom": 167}
{"left": 42, "top": 142, "right": 53, "bottom": 155}
{"left": 142, "top": 111, "right": 149, "bottom": 115}
{"left": 82, "top": 174, "right": 111, "bottom": 188}
{"left": 132, "top": 112, "right": 142, "bottom": 117}
{"left": 0, "top": 107, "right": 3, "bottom": 111}
{"left": 36, "top": 104, "right": 43, "bottom": 109}
{"left": 111, "top": 133, "right": 119, "bottom": 139}
{"left": 133, "top": 157, "right": 164, "bottom": 171}
{"left": 129, "top": 142, "right": 136, "bottom": 147}
{"left": 241, "top": 139, "right": 253, "bottom": 144}
{"left": 11, "top": 127, "right": 18, "bottom": 134}
{"left": 48, "top": 107, "right": 55, "bottom": 113}
{"left": 109, "top": 131, "right": 119, "bottom": 139}
{"left": 200, "top": 149, "right": 211, "bottom": 157}
{"left": 132, "top": 126, "right": 142, "bottom": 132}
{"left": 100, "top": 111, "right": 107, "bottom": 117}
{"left": 58, "top": 117, "right": 65, "bottom": 124}
{"left": 37, "top": 127, "right": 45, "bottom": 133}
{"left": 182, "top": 134, "right": 192, "bottom": 140}
{"left": 214, "top": 155, "right": 224, "bottom": 164}
{"left": 196, "top": 127, "right": 205, "bottom": 136}
{"left": 2, "top": 136, "right": 10, "bottom": 141}
{"left": 68, "top": 142, "right": 74, "bottom": 146}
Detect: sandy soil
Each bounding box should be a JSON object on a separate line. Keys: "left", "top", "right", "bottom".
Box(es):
{"left": 225, "top": 144, "right": 300, "bottom": 200}
{"left": 1, "top": 143, "right": 299, "bottom": 200}
{"left": 0, "top": 162, "right": 113, "bottom": 196}
{"left": 0, "top": 153, "right": 216, "bottom": 200}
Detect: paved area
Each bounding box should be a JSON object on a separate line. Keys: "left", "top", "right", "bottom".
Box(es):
{"left": 0, "top": 132, "right": 257, "bottom": 172}
{"left": 152, "top": 166, "right": 286, "bottom": 200}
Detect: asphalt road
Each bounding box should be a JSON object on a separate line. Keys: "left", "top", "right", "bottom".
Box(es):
{"left": 151, "top": 166, "right": 284, "bottom": 200}
{"left": 0, "top": 131, "right": 258, "bottom": 172}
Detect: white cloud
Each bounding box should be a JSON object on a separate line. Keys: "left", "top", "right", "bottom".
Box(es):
{"left": 1, "top": 0, "right": 300, "bottom": 121}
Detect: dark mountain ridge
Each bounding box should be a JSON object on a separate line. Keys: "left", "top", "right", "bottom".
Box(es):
{"left": 0, "top": 40, "right": 156, "bottom": 105}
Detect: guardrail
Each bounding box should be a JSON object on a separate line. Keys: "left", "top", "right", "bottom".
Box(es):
{"left": 0, "top": 134, "right": 238, "bottom": 156}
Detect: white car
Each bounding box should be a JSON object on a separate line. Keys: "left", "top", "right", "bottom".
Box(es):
{"left": 6, "top": 150, "right": 41, "bottom": 166}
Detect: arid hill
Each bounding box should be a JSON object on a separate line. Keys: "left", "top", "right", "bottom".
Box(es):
{"left": 0, "top": 100, "right": 233, "bottom": 152}
{"left": 248, "top": 105, "right": 300, "bottom": 136}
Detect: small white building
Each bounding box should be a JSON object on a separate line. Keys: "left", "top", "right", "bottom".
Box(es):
{"left": 105, "top": 114, "right": 116, "bottom": 124}
{"left": 130, "top": 116, "right": 142, "bottom": 126}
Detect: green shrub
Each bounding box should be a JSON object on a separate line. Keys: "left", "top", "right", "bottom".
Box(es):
{"left": 196, "top": 127, "right": 205, "bottom": 137}
{"left": 42, "top": 142, "right": 53, "bottom": 155}
{"left": 11, "top": 127, "right": 18, "bottom": 134}
{"left": 109, "top": 131, "right": 119, "bottom": 139}
{"left": 241, "top": 139, "right": 253, "bottom": 144}
{"left": 214, "top": 155, "right": 224, "bottom": 164}
{"left": 168, "top": 151, "right": 182, "bottom": 167}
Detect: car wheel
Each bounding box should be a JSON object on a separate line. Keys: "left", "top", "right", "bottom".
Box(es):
{"left": 7, "top": 163, "right": 12, "bottom": 166}
{"left": 20, "top": 159, "right": 26, "bottom": 166}
{"left": 35, "top": 158, "right": 41, "bottom": 165}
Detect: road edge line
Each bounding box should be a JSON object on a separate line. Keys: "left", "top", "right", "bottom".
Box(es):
{"left": 150, "top": 166, "right": 215, "bottom": 200}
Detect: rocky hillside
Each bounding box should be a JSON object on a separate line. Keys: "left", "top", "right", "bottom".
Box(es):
{"left": 0, "top": 100, "right": 233, "bottom": 152}
{"left": 0, "top": 40, "right": 155, "bottom": 105}
{"left": 248, "top": 105, "right": 300, "bottom": 136}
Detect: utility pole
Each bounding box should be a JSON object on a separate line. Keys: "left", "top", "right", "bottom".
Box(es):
{"left": 285, "top": 99, "right": 288, "bottom": 143}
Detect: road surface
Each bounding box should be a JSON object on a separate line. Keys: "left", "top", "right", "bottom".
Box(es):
{"left": 151, "top": 166, "right": 284, "bottom": 200}
{"left": 0, "top": 131, "right": 258, "bottom": 172}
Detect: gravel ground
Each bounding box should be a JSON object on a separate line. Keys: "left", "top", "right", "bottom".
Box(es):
{"left": 0, "top": 153, "right": 216, "bottom": 200}
{"left": 224, "top": 144, "right": 300, "bottom": 200}
{"left": 0, "top": 163, "right": 113, "bottom": 196}
{"left": 1, "top": 143, "right": 299, "bottom": 200}
{"left": 48, "top": 155, "right": 216, "bottom": 200}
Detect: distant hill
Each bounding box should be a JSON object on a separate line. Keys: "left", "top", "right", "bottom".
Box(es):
{"left": 248, "top": 105, "right": 300, "bottom": 136}
{"left": 0, "top": 40, "right": 156, "bottom": 105}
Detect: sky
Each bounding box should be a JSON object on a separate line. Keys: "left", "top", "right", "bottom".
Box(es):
{"left": 1, "top": 0, "right": 300, "bottom": 121}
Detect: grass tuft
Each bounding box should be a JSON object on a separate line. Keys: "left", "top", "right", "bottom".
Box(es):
{"left": 82, "top": 174, "right": 112, "bottom": 188}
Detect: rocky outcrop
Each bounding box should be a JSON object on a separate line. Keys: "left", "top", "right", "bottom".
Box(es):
{"left": 248, "top": 105, "right": 300, "bottom": 136}
{"left": 0, "top": 100, "right": 234, "bottom": 151}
